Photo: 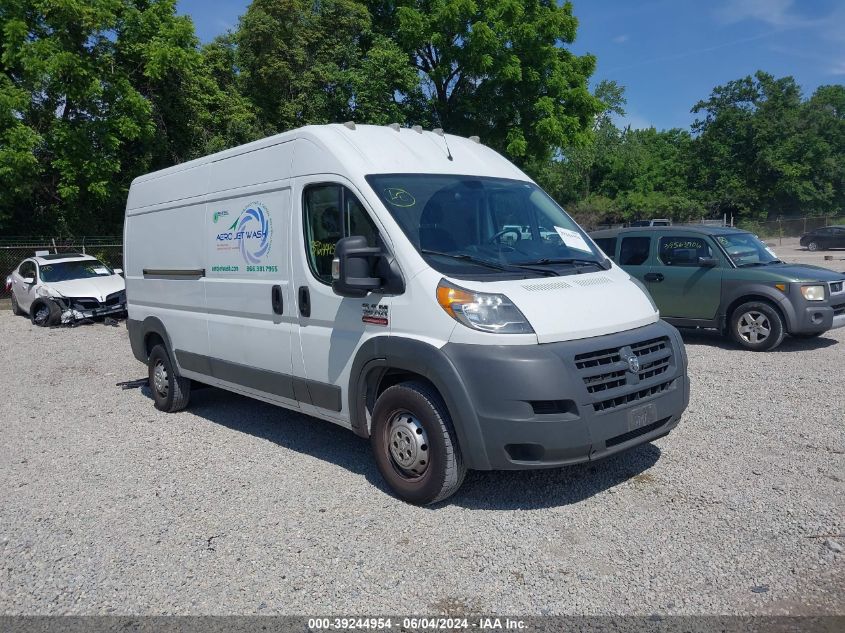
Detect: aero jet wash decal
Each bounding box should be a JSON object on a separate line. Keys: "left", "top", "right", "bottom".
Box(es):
{"left": 212, "top": 202, "right": 276, "bottom": 273}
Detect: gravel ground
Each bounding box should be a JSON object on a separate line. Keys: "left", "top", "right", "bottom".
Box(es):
{"left": 0, "top": 307, "right": 842, "bottom": 616}
{"left": 761, "top": 237, "right": 845, "bottom": 269}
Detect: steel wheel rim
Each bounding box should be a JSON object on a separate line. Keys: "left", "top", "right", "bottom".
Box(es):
{"left": 385, "top": 410, "right": 430, "bottom": 479}
{"left": 738, "top": 311, "right": 771, "bottom": 344}
{"left": 808, "top": 242, "right": 818, "bottom": 251}
{"left": 153, "top": 360, "right": 169, "bottom": 397}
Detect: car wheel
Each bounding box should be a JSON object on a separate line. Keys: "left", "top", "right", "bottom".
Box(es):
{"left": 148, "top": 344, "right": 191, "bottom": 412}
{"left": 807, "top": 241, "right": 820, "bottom": 251}
{"left": 371, "top": 381, "right": 466, "bottom": 505}
{"left": 10, "top": 292, "right": 24, "bottom": 316}
{"left": 30, "top": 299, "right": 60, "bottom": 327}
{"left": 729, "top": 301, "right": 785, "bottom": 351}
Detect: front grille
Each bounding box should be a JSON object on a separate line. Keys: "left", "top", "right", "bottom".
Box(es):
{"left": 605, "top": 416, "right": 672, "bottom": 448}
{"left": 830, "top": 281, "right": 843, "bottom": 294}
{"left": 593, "top": 380, "right": 674, "bottom": 412}
{"left": 575, "top": 335, "right": 675, "bottom": 412}
{"left": 73, "top": 298, "right": 100, "bottom": 310}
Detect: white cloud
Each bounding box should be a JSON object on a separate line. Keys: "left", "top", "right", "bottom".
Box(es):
{"left": 613, "top": 34, "right": 629, "bottom": 44}
{"left": 717, "top": 0, "right": 799, "bottom": 27}
{"left": 829, "top": 60, "right": 845, "bottom": 75}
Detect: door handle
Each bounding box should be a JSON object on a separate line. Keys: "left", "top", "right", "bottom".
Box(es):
{"left": 644, "top": 273, "right": 664, "bottom": 282}
{"left": 271, "top": 285, "right": 283, "bottom": 315}
{"left": 298, "top": 286, "right": 311, "bottom": 318}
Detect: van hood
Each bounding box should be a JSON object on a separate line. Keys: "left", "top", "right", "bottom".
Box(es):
{"left": 456, "top": 267, "right": 658, "bottom": 344}
{"left": 46, "top": 275, "right": 125, "bottom": 300}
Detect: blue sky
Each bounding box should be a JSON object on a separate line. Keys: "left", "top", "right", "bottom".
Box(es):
{"left": 178, "top": 0, "right": 845, "bottom": 131}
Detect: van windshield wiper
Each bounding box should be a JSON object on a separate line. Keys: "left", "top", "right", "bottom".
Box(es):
{"left": 521, "top": 257, "right": 611, "bottom": 271}
{"left": 421, "top": 249, "right": 558, "bottom": 277}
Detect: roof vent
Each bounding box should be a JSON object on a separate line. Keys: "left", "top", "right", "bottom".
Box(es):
{"left": 469, "top": 135, "right": 480, "bottom": 144}
{"left": 343, "top": 121, "right": 356, "bottom": 130}
{"left": 412, "top": 125, "right": 423, "bottom": 134}
{"left": 433, "top": 128, "right": 444, "bottom": 136}
{"left": 389, "top": 123, "right": 401, "bottom": 132}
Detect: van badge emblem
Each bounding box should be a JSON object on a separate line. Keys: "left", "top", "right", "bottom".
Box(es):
{"left": 626, "top": 354, "right": 640, "bottom": 373}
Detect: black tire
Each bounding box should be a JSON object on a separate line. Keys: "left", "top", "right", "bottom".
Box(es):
{"left": 729, "top": 301, "right": 785, "bottom": 351}
{"left": 807, "top": 241, "right": 820, "bottom": 251}
{"left": 30, "top": 299, "right": 60, "bottom": 327}
{"left": 148, "top": 344, "right": 191, "bottom": 412}
{"left": 10, "top": 292, "right": 24, "bottom": 316}
{"left": 371, "top": 381, "right": 466, "bottom": 505}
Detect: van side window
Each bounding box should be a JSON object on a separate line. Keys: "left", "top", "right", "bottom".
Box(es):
{"left": 659, "top": 236, "right": 713, "bottom": 266}
{"left": 619, "top": 237, "right": 650, "bottom": 266}
{"left": 304, "top": 184, "right": 378, "bottom": 284}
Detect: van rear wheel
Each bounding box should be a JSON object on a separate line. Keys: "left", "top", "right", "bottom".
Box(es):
{"left": 148, "top": 344, "right": 191, "bottom": 412}
{"left": 371, "top": 381, "right": 466, "bottom": 505}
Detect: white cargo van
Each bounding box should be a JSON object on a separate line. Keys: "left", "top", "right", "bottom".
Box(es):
{"left": 124, "top": 124, "right": 689, "bottom": 504}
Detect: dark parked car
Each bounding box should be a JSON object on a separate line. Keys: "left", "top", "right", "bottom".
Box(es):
{"left": 800, "top": 225, "right": 845, "bottom": 251}
{"left": 591, "top": 226, "right": 845, "bottom": 351}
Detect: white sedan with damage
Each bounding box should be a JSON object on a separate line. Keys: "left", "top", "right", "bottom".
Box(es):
{"left": 5, "top": 253, "right": 126, "bottom": 326}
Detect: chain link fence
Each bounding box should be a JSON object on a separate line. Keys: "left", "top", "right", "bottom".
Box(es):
{"left": 736, "top": 216, "right": 845, "bottom": 240}
{"left": 1, "top": 237, "right": 123, "bottom": 301}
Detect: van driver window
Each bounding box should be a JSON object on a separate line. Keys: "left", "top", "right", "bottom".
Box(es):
{"left": 304, "top": 184, "right": 378, "bottom": 284}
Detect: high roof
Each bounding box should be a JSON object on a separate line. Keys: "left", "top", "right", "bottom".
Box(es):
{"left": 130, "top": 123, "right": 526, "bottom": 187}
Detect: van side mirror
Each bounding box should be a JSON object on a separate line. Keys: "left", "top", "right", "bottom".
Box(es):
{"left": 699, "top": 257, "right": 718, "bottom": 268}
{"left": 331, "top": 235, "right": 383, "bottom": 298}
{"left": 113, "top": 268, "right": 123, "bottom": 276}
{"left": 22, "top": 277, "right": 35, "bottom": 285}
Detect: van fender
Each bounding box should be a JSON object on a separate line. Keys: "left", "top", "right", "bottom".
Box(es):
{"left": 349, "top": 336, "right": 491, "bottom": 470}
{"left": 719, "top": 281, "right": 797, "bottom": 331}
{"left": 127, "top": 316, "right": 174, "bottom": 365}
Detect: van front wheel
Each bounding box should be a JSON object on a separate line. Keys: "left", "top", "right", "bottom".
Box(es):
{"left": 148, "top": 344, "right": 191, "bottom": 412}
{"left": 371, "top": 381, "right": 466, "bottom": 505}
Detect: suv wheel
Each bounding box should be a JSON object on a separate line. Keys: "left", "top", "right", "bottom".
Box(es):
{"left": 807, "top": 240, "right": 820, "bottom": 251}
{"left": 10, "top": 292, "right": 24, "bottom": 316}
{"left": 729, "top": 301, "right": 785, "bottom": 351}
{"left": 148, "top": 344, "right": 191, "bottom": 412}
{"left": 30, "top": 299, "right": 60, "bottom": 327}
{"left": 371, "top": 381, "right": 466, "bottom": 505}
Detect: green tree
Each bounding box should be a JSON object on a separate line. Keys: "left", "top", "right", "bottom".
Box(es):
{"left": 0, "top": 0, "right": 210, "bottom": 234}
{"left": 690, "top": 71, "right": 843, "bottom": 219}
{"left": 236, "top": 0, "right": 417, "bottom": 132}
{"left": 367, "top": 0, "right": 603, "bottom": 162}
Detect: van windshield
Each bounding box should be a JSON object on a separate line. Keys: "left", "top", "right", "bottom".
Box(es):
{"left": 365, "top": 174, "right": 606, "bottom": 278}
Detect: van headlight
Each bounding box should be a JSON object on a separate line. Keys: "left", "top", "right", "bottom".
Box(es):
{"left": 800, "top": 285, "right": 825, "bottom": 301}
{"left": 436, "top": 280, "right": 533, "bottom": 334}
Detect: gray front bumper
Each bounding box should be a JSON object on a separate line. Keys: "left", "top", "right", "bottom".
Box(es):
{"left": 442, "top": 320, "right": 690, "bottom": 470}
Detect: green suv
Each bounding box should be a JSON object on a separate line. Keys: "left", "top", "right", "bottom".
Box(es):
{"left": 590, "top": 226, "right": 845, "bottom": 351}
